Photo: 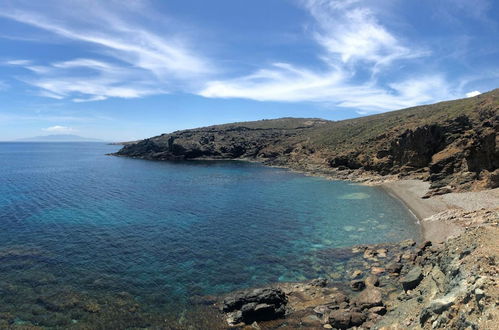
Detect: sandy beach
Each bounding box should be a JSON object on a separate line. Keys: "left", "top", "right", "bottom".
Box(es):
{"left": 381, "top": 179, "right": 499, "bottom": 242}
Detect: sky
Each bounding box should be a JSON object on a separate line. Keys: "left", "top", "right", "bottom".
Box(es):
{"left": 0, "top": 0, "right": 498, "bottom": 141}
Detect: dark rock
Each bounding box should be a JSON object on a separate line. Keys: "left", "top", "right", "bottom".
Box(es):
{"left": 222, "top": 288, "right": 286, "bottom": 312}
{"left": 310, "top": 278, "right": 328, "bottom": 287}
{"left": 222, "top": 288, "right": 287, "bottom": 324}
{"left": 400, "top": 266, "right": 424, "bottom": 291}
{"left": 349, "top": 311, "right": 367, "bottom": 326}
{"left": 328, "top": 310, "right": 351, "bottom": 329}
{"left": 350, "top": 279, "right": 366, "bottom": 291}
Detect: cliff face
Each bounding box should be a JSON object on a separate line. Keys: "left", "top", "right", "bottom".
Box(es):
{"left": 115, "top": 90, "right": 499, "bottom": 195}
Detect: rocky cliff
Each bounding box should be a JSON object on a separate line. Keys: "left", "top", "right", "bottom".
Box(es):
{"left": 115, "top": 90, "right": 499, "bottom": 196}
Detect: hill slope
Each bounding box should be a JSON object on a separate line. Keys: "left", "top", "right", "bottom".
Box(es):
{"left": 115, "top": 90, "right": 499, "bottom": 196}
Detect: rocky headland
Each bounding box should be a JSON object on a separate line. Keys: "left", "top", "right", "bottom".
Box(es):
{"left": 113, "top": 90, "right": 498, "bottom": 329}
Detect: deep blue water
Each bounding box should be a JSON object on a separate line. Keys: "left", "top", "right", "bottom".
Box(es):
{"left": 0, "top": 142, "right": 420, "bottom": 328}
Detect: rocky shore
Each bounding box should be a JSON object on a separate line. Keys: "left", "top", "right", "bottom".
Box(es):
{"left": 212, "top": 193, "right": 498, "bottom": 329}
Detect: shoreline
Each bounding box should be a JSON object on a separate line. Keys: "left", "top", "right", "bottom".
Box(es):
{"left": 112, "top": 153, "right": 498, "bottom": 242}
{"left": 379, "top": 179, "right": 499, "bottom": 242}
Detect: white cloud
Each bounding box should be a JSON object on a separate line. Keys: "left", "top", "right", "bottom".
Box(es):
{"left": 4, "top": 59, "right": 33, "bottom": 66}
{"left": 199, "top": 0, "right": 451, "bottom": 112}
{"left": 304, "top": 0, "right": 423, "bottom": 66}
{"left": 43, "top": 125, "right": 76, "bottom": 133}
{"left": 465, "top": 90, "right": 481, "bottom": 97}
{"left": 0, "top": 0, "right": 214, "bottom": 101}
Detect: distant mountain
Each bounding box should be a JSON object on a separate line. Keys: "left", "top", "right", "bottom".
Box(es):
{"left": 16, "top": 134, "right": 104, "bottom": 142}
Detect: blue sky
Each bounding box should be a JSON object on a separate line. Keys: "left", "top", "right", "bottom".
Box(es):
{"left": 0, "top": 0, "right": 498, "bottom": 141}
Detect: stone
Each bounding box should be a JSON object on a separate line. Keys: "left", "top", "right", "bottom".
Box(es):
{"left": 349, "top": 312, "right": 367, "bottom": 326}
{"left": 400, "top": 266, "right": 424, "bottom": 291}
{"left": 350, "top": 269, "right": 363, "bottom": 279}
{"left": 313, "top": 305, "right": 329, "bottom": 316}
{"left": 328, "top": 310, "right": 351, "bottom": 329}
{"left": 363, "top": 249, "right": 378, "bottom": 260}
{"left": 330, "top": 292, "right": 349, "bottom": 304}
{"left": 227, "top": 310, "right": 243, "bottom": 325}
{"left": 418, "top": 240, "right": 432, "bottom": 250}
{"left": 369, "top": 306, "right": 387, "bottom": 315}
{"left": 400, "top": 239, "right": 416, "bottom": 248}
{"left": 353, "top": 287, "right": 383, "bottom": 309}
{"left": 365, "top": 275, "right": 380, "bottom": 287}
{"left": 376, "top": 248, "right": 388, "bottom": 258}
{"left": 401, "top": 252, "right": 416, "bottom": 261}
{"left": 371, "top": 267, "right": 385, "bottom": 275}
{"left": 310, "top": 278, "right": 328, "bottom": 287}
{"left": 251, "top": 321, "right": 261, "bottom": 329}
{"left": 350, "top": 279, "right": 366, "bottom": 291}
{"left": 222, "top": 288, "right": 287, "bottom": 324}
{"left": 386, "top": 261, "right": 403, "bottom": 274}
{"left": 474, "top": 288, "right": 485, "bottom": 301}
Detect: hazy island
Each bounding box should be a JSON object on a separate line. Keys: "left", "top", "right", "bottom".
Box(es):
{"left": 114, "top": 90, "right": 498, "bottom": 329}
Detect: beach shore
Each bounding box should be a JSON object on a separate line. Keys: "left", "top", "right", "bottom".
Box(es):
{"left": 380, "top": 179, "right": 499, "bottom": 242}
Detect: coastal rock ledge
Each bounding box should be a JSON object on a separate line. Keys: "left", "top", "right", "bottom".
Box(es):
{"left": 214, "top": 210, "right": 497, "bottom": 329}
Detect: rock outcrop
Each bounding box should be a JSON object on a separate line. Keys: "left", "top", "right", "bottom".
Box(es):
{"left": 221, "top": 288, "right": 287, "bottom": 325}
{"left": 115, "top": 90, "right": 499, "bottom": 196}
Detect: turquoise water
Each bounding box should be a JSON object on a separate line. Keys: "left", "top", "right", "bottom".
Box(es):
{"left": 0, "top": 142, "right": 419, "bottom": 328}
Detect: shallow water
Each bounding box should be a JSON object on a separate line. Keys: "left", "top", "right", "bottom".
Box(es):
{"left": 0, "top": 142, "right": 420, "bottom": 328}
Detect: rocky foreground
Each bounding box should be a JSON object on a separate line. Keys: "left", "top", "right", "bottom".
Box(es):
{"left": 212, "top": 209, "right": 497, "bottom": 329}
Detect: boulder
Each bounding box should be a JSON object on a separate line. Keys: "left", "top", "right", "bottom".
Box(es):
{"left": 400, "top": 266, "right": 424, "bottom": 291}
{"left": 328, "top": 310, "right": 367, "bottom": 329}
{"left": 328, "top": 310, "right": 351, "bottom": 329}
{"left": 353, "top": 287, "right": 383, "bottom": 309}
{"left": 222, "top": 288, "right": 287, "bottom": 324}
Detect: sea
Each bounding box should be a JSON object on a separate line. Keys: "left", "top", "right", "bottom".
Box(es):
{"left": 0, "top": 142, "right": 420, "bottom": 328}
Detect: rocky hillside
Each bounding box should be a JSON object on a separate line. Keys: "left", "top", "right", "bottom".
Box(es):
{"left": 115, "top": 89, "right": 499, "bottom": 195}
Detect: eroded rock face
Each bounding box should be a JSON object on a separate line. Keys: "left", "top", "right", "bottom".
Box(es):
{"left": 221, "top": 288, "right": 287, "bottom": 325}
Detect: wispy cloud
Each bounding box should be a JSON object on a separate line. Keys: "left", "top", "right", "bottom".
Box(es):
{"left": 199, "top": 0, "right": 457, "bottom": 112}
{"left": 304, "top": 0, "right": 425, "bottom": 66}
{"left": 43, "top": 125, "right": 76, "bottom": 133}
{"left": 0, "top": 0, "right": 214, "bottom": 102}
